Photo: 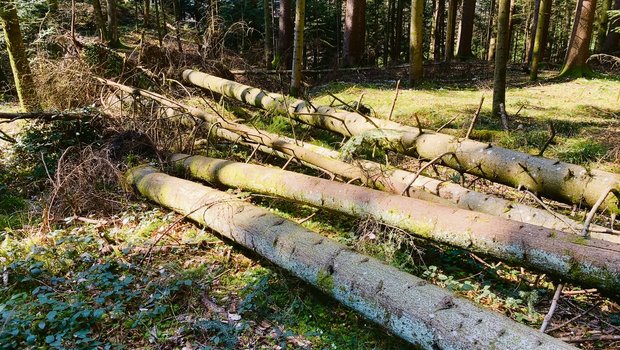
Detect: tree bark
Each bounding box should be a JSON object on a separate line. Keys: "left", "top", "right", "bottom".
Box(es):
{"left": 171, "top": 154, "right": 620, "bottom": 294}
{"left": 92, "top": 0, "right": 108, "bottom": 41}
{"left": 0, "top": 1, "right": 39, "bottom": 112}
{"left": 456, "top": 0, "right": 476, "bottom": 59}
{"left": 47, "top": 0, "right": 58, "bottom": 12}
{"left": 96, "top": 77, "right": 618, "bottom": 241}
{"left": 264, "top": 0, "right": 274, "bottom": 68}
{"left": 530, "top": 0, "right": 550, "bottom": 80}
{"left": 445, "top": 0, "right": 458, "bottom": 60}
{"left": 181, "top": 70, "right": 620, "bottom": 213}
{"left": 486, "top": 0, "right": 497, "bottom": 61}
{"left": 595, "top": 0, "right": 612, "bottom": 52}
{"left": 127, "top": 166, "right": 575, "bottom": 349}
{"left": 290, "top": 0, "right": 305, "bottom": 96}
{"left": 107, "top": 0, "right": 120, "bottom": 47}
{"left": 391, "top": 0, "right": 405, "bottom": 63}
{"left": 409, "top": 0, "right": 424, "bottom": 84}
{"left": 143, "top": 0, "right": 150, "bottom": 27}
{"left": 492, "top": 0, "right": 510, "bottom": 116}
{"left": 430, "top": 0, "right": 445, "bottom": 60}
{"left": 603, "top": 0, "right": 620, "bottom": 53}
{"left": 343, "top": 0, "right": 366, "bottom": 66}
{"left": 559, "top": 0, "right": 598, "bottom": 77}
{"left": 278, "top": 0, "right": 294, "bottom": 68}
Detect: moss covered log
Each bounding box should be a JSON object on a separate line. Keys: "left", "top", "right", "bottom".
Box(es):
{"left": 182, "top": 70, "right": 620, "bottom": 213}
{"left": 170, "top": 154, "right": 620, "bottom": 294}
{"left": 126, "top": 166, "right": 574, "bottom": 349}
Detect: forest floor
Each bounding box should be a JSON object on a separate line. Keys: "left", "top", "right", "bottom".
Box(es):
{"left": 1, "top": 73, "right": 620, "bottom": 349}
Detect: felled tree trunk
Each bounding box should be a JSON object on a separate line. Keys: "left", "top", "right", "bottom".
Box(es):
{"left": 170, "top": 154, "right": 620, "bottom": 294}
{"left": 96, "top": 77, "right": 617, "bottom": 240}
{"left": 126, "top": 166, "right": 574, "bottom": 349}
{"left": 181, "top": 70, "right": 620, "bottom": 213}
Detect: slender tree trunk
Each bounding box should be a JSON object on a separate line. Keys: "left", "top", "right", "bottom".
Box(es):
{"left": 595, "top": 0, "right": 613, "bottom": 52}
{"left": 0, "top": 1, "right": 39, "bottom": 112}
{"left": 278, "top": 0, "right": 294, "bottom": 68}
{"left": 290, "top": 0, "right": 306, "bottom": 96}
{"left": 603, "top": 0, "right": 620, "bottom": 52}
{"left": 154, "top": 0, "right": 163, "bottom": 46}
{"left": 507, "top": 0, "right": 516, "bottom": 53}
{"left": 540, "top": 0, "right": 553, "bottom": 60}
{"left": 392, "top": 0, "right": 405, "bottom": 62}
{"left": 173, "top": 0, "right": 182, "bottom": 21}
{"left": 431, "top": 0, "right": 445, "bottom": 60}
{"left": 410, "top": 0, "right": 424, "bottom": 84}
{"left": 144, "top": 0, "right": 150, "bottom": 27}
{"left": 445, "top": 0, "right": 457, "bottom": 60}
{"left": 343, "top": 0, "right": 366, "bottom": 66}
{"left": 530, "top": 0, "right": 550, "bottom": 79}
{"left": 456, "top": 0, "right": 476, "bottom": 59}
{"left": 485, "top": 0, "right": 496, "bottom": 60}
{"left": 560, "top": 0, "right": 598, "bottom": 77}
{"left": 107, "top": 0, "right": 120, "bottom": 47}
{"left": 527, "top": 0, "right": 541, "bottom": 64}
{"left": 264, "top": 0, "right": 274, "bottom": 68}
{"left": 47, "top": 0, "right": 58, "bottom": 12}
{"left": 93, "top": 0, "right": 108, "bottom": 41}
{"left": 493, "top": 0, "right": 510, "bottom": 116}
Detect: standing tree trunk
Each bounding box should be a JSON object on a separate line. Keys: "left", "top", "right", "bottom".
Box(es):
{"left": 144, "top": 0, "right": 150, "bottom": 27}
{"left": 430, "top": 0, "right": 446, "bottom": 60}
{"left": 47, "top": 0, "right": 58, "bottom": 12}
{"left": 93, "top": 0, "right": 108, "bottom": 41}
{"left": 343, "top": 0, "right": 366, "bottom": 66}
{"left": 486, "top": 0, "right": 497, "bottom": 60}
{"left": 445, "top": 0, "right": 457, "bottom": 60}
{"left": 560, "top": 0, "right": 598, "bottom": 77}
{"left": 456, "top": 0, "right": 476, "bottom": 59}
{"left": 603, "top": 0, "right": 620, "bottom": 52}
{"left": 278, "top": 0, "right": 294, "bottom": 68}
{"left": 595, "top": 0, "right": 612, "bottom": 52}
{"left": 290, "top": 0, "right": 306, "bottom": 96}
{"left": 0, "top": 1, "right": 39, "bottom": 112}
{"left": 264, "top": 0, "right": 274, "bottom": 68}
{"left": 107, "top": 0, "right": 120, "bottom": 47}
{"left": 391, "top": 0, "right": 405, "bottom": 63}
{"left": 410, "top": 0, "right": 424, "bottom": 84}
{"left": 530, "top": 0, "right": 550, "bottom": 79}
{"left": 154, "top": 0, "right": 163, "bottom": 46}
{"left": 492, "top": 0, "right": 511, "bottom": 116}
{"left": 526, "top": 0, "right": 541, "bottom": 64}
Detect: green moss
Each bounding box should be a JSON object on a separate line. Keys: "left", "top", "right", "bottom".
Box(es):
{"left": 316, "top": 269, "right": 335, "bottom": 293}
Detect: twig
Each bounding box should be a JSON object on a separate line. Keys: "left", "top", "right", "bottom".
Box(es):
{"left": 436, "top": 116, "right": 459, "bottom": 132}
{"left": 465, "top": 96, "right": 484, "bottom": 139}
{"left": 538, "top": 121, "right": 556, "bottom": 156}
{"left": 560, "top": 335, "right": 620, "bottom": 343}
{"left": 562, "top": 288, "right": 598, "bottom": 296}
{"left": 522, "top": 189, "right": 580, "bottom": 235}
{"left": 582, "top": 187, "right": 615, "bottom": 238}
{"left": 400, "top": 152, "right": 454, "bottom": 196}
{"left": 414, "top": 115, "right": 424, "bottom": 135}
{"left": 297, "top": 211, "right": 318, "bottom": 224}
{"left": 387, "top": 80, "right": 401, "bottom": 121}
{"left": 545, "top": 300, "right": 602, "bottom": 333}
{"left": 540, "top": 283, "right": 564, "bottom": 332}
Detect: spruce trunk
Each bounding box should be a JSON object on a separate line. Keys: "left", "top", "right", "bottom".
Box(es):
{"left": 127, "top": 166, "right": 575, "bottom": 350}
{"left": 181, "top": 70, "right": 620, "bottom": 213}
{"left": 290, "top": 0, "right": 305, "bottom": 96}
{"left": 559, "top": 0, "right": 598, "bottom": 77}
{"left": 409, "top": 0, "right": 424, "bottom": 84}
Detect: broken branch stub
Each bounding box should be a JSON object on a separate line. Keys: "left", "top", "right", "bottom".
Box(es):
{"left": 126, "top": 165, "right": 574, "bottom": 350}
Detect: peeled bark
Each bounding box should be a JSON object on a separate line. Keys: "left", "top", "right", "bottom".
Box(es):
{"left": 127, "top": 166, "right": 575, "bottom": 349}
{"left": 290, "top": 0, "right": 305, "bottom": 96}
{"left": 445, "top": 0, "right": 458, "bottom": 61}
{"left": 456, "top": 0, "right": 477, "bottom": 59}
{"left": 181, "top": 70, "right": 620, "bottom": 213}
{"left": 343, "top": 0, "right": 366, "bottom": 66}
{"left": 559, "top": 0, "right": 597, "bottom": 77}
{"left": 171, "top": 154, "right": 620, "bottom": 294}
{"left": 0, "top": 1, "right": 39, "bottom": 112}
{"left": 492, "top": 0, "right": 510, "bottom": 116}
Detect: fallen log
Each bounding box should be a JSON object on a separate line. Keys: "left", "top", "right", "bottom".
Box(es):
{"left": 170, "top": 154, "right": 620, "bottom": 294}
{"left": 95, "top": 77, "right": 618, "bottom": 240}
{"left": 182, "top": 70, "right": 620, "bottom": 213}
{"left": 126, "top": 165, "right": 574, "bottom": 349}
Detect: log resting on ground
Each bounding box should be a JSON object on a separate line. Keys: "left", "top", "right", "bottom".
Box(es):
{"left": 170, "top": 154, "right": 620, "bottom": 295}
{"left": 126, "top": 165, "right": 574, "bottom": 350}
{"left": 95, "top": 77, "right": 616, "bottom": 240}
{"left": 182, "top": 70, "right": 620, "bottom": 213}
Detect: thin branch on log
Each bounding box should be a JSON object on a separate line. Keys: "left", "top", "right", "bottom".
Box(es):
{"left": 582, "top": 187, "right": 615, "bottom": 238}
{"left": 436, "top": 116, "right": 458, "bottom": 132}
{"left": 466, "top": 96, "right": 484, "bottom": 139}
{"left": 400, "top": 152, "right": 454, "bottom": 196}
{"left": 540, "top": 283, "right": 564, "bottom": 332}
{"left": 388, "top": 80, "right": 401, "bottom": 121}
